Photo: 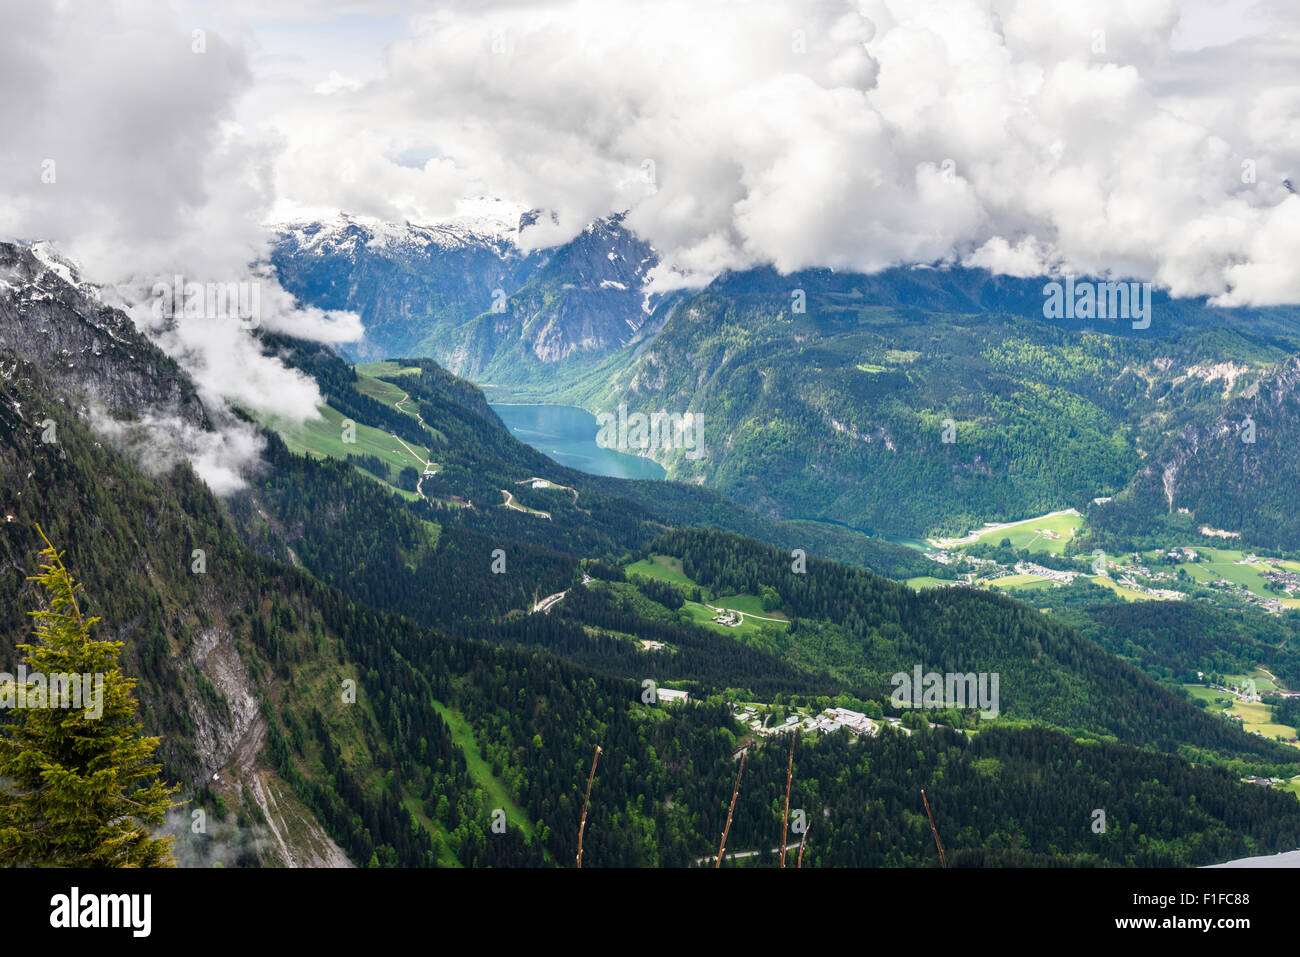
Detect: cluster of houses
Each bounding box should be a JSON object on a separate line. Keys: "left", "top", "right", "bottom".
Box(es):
{"left": 804, "top": 707, "right": 884, "bottom": 737}
{"left": 731, "top": 704, "right": 912, "bottom": 739}
{"left": 1013, "top": 561, "right": 1081, "bottom": 584}
{"left": 712, "top": 610, "right": 741, "bottom": 627}
{"left": 1244, "top": 776, "right": 1286, "bottom": 787}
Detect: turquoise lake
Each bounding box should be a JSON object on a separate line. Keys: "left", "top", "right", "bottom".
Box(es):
{"left": 490, "top": 403, "right": 667, "bottom": 480}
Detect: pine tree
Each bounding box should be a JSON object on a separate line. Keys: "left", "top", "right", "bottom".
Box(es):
{"left": 0, "top": 526, "right": 180, "bottom": 866}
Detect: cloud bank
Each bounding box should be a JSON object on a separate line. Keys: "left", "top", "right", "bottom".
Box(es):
{"left": 3, "top": 0, "right": 1300, "bottom": 499}
{"left": 265, "top": 0, "right": 1300, "bottom": 302}
{"left": 0, "top": 0, "right": 361, "bottom": 492}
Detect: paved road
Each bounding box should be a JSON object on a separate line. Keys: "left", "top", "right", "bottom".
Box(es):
{"left": 532, "top": 575, "right": 594, "bottom": 614}
{"left": 533, "top": 591, "right": 566, "bottom": 613}
{"left": 693, "top": 846, "right": 786, "bottom": 866}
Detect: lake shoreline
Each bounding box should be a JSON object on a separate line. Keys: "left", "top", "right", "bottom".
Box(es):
{"left": 489, "top": 402, "right": 667, "bottom": 481}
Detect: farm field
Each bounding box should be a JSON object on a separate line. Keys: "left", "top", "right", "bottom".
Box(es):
{"left": 353, "top": 371, "right": 409, "bottom": 407}
{"left": 625, "top": 555, "right": 787, "bottom": 636}
{"left": 1183, "top": 685, "right": 1235, "bottom": 708}
{"left": 1087, "top": 575, "right": 1152, "bottom": 602}
{"left": 712, "top": 593, "right": 789, "bottom": 621}
{"left": 1225, "top": 669, "right": 1283, "bottom": 693}
{"left": 1153, "top": 548, "right": 1300, "bottom": 606}
{"left": 906, "top": 576, "right": 952, "bottom": 590}
{"left": 1182, "top": 682, "right": 1300, "bottom": 747}
{"left": 971, "top": 511, "right": 1083, "bottom": 554}
{"left": 1233, "top": 700, "right": 1296, "bottom": 741}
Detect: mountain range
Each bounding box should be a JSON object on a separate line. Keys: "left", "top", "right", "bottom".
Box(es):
{"left": 7, "top": 234, "right": 1300, "bottom": 867}
{"left": 273, "top": 213, "right": 1300, "bottom": 555}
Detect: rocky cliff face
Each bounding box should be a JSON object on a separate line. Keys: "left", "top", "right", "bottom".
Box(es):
{"left": 1134, "top": 356, "right": 1300, "bottom": 545}
{"left": 0, "top": 242, "right": 209, "bottom": 430}
{"left": 475, "top": 212, "right": 664, "bottom": 368}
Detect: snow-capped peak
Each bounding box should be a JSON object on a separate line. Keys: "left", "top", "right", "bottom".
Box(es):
{"left": 267, "top": 196, "right": 534, "bottom": 255}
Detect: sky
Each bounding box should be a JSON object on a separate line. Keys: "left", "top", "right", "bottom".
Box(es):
{"left": 1, "top": 0, "right": 1298, "bottom": 488}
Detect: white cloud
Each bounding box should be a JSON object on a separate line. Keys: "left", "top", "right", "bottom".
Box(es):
{"left": 253, "top": 0, "right": 1300, "bottom": 303}
{"left": 6, "top": 0, "right": 1300, "bottom": 418}
{"left": 0, "top": 0, "right": 362, "bottom": 493}
{"left": 314, "top": 70, "right": 363, "bottom": 94}
{"left": 87, "top": 405, "right": 267, "bottom": 499}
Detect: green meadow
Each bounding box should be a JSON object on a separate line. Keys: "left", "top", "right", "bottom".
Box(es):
{"left": 971, "top": 511, "right": 1083, "bottom": 555}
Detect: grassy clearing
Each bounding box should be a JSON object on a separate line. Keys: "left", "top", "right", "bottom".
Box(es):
{"left": 1165, "top": 549, "right": 1300, "bottom": 605}
{"left": 906, "top": 576, "right": 951, "bottom": 590}
{"left": 356, "top": 361, "right": 423, "bottom": 379}
{"left": 262, "top": 403, "right": 430, "bottom": 477}
{"left": 1182, "top": 683, "right": 1299, "bottom": 745}
{"left": 625, "top": 554, "right": 786, "bottom": 634}
{"left": 1233, "top": 700, "right": 1296, "bottom": 741}
{"left": 400, "top": 792, "right": 460, "bottom": 867}
{"left": 972, "top": 511, "right": 1083, "bottom": 555}
{"left": 627, "top": 554, "right": 695, "bottom": 588}
{"left": 988, "top": 574, "right": 1056, "bottom": 591}
{"left": 1183, "top": 685, "right": 1234, "bottom": 708}
{"left": 713, "top": 592, "right": 787, "bottom": 620}
{"left": 1225, "top": 669, "right": 1282, "bottom": 693}
{"left": 1277, "top": 778, "right": 1300, "bottom": 799}
{"left": 1180, "top": 549, "right": 1270, "bottom": 591}
{"left": 431, "top": 700, "right": 534, "bottom": 840}
{"left": 354, "top": 373, "right": 410, "bottom": 409}
{"left": 680, "top": 600, "right": 767, "bottom": 637}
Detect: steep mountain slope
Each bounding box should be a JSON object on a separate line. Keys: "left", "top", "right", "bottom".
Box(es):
{"left": 271, "top": 210, "right": 665, "bottom": 377}
{"left": 451, "top": 213, "right": 670, "bottom": 383}
{"left": 1114, "top": 356, "right": 1300, "bottom": 549}
{"left": 0, "top": 242, "right": 208, "bottom": 431}
{"left": 6, "top": 239, "right": 1300, "bottom": 869}
{"left": 272, "top": 211, "right": 1300, "bottom": 545}
{"left": 242, "top": 336, "right": 1299, "bottom": 766}
{"left": 257, "top": 335, "right": 944, "bottom": 579}
{"left": 0, "top": 358, "right": 351, "bottom": 866}
{"left": 551, "top": 268, "right": 1300, "bottom": 540}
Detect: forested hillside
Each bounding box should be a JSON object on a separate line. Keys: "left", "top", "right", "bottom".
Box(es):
{"left": 5, "top": 244, "right": 1300, "bottom": 870}
{"left": 556, "top": 268, "right": 1300, "bottom": 542}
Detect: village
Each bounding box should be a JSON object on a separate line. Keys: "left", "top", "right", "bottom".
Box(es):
{"left": 729, "top": 703, "right": 918, "bottom": 739}
{"left": 919, "top": 538, "right": 1300, "bottom": 611}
